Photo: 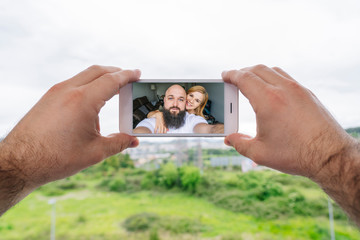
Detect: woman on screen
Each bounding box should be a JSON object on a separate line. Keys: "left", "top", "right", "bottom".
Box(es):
{"left": 147, "top": 85, "right": 209, "bottom": 133}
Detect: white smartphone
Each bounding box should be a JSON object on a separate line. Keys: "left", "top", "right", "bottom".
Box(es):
{"left": 119, "top": 79, "right": 238, "bottom": 137}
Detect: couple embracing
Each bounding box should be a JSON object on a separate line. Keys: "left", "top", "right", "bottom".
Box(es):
{"left": 134, "top": 84, "right": 223, "bottom": 134}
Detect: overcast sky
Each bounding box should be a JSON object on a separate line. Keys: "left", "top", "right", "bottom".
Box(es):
{"left": 1, "top": 0, "right": 360, "bottom": 142}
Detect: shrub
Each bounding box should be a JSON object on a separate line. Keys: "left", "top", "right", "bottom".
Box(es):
{"left": 77, "top": 215, "right": 87, "bottom": 223}
{"left": 149, "top": 227, "right": 160, "bottom": 240}
{"left": 208, "top": 186, "right": 330, "bottom": 220}
{"left": 253, "top": 182, "right": 284, "bottom": 201}
{"left": 270, "top": 173, "right": 318, "bottom": 189}
{"left": 124, "top": 175, "right": 144, "bottom": 192}
{"left": 224, "top": 175, "right": 239, "bottom": 188}
{"left": 108, "top": 177, "right": 126, "bottom": 192}
{"left": 141, "top": 175, "right": 155, "bottom": 190}
{"left": 195, "top": 171, "right": 224, "bottom": 197}
{"left": 38, "top": 185, "right": 65, "bottom": 196}
{"left": 123, "top": 168, "right": 146, "bottom": 176}
{"left": 99, "top": 175, "right": 127, "bottom": 192}
{"left": 37, "top": 177, "right": 84, "bottom": 196}
{"left": 236, "top": 171, "right": 262, "bottom": 190}
{"left": 123, "top": 213, "right": 159, "bottom": 232}
{"left": 141, "top": 170, "right": 163, "bottom": 190}
{"left": 159, "top": 216, "right": 205, "bottom": 234}
{"left": 210, "top": 190, "right": 247, "bottom": 213}
{"left": 159, "top": 162, "right": 178, "bottom": 188}
{"left": 180, "top": 166, "right": 201, "bottom": 192}
{"left": 57, "top": 179, "right": 79, "bottom": 190}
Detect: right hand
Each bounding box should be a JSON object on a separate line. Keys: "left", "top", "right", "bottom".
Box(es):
{"left": 222, "top": 65, "right": 355, "bottom": 180}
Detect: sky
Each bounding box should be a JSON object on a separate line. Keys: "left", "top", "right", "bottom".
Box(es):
{"left": 1, "top": 0, "right": 360, "bottom": 141}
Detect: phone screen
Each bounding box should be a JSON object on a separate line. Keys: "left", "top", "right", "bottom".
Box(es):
{"left": 132, "top": 82, "right": 224, "bottom": 134}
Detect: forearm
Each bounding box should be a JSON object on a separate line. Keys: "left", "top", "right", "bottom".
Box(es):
{"left": 133, "top": 127, "right": 152, "bottom": 133}
{"left": 0, "top": 140, "right": 35, "bottom": 216}
{"left": 194, "top": 123, "right": 224, "bottom": 134}
{"left": 312, "top": 137, "right": 360, "bottom": 226}
{"left": 147, "top": 110, "right": 160, "bottom": 118}
{"left": 209, "top": 124, "right": 224, "bottom": 134}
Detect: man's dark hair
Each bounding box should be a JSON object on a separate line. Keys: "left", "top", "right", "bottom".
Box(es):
{"left": 162, "top": 108, "right": 186, "bottom": 129}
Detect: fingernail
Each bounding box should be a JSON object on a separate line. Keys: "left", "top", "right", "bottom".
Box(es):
{"left": 129, "top": 138, "right": 139, "bottom": 148}
{"left": 221, "top": 71, "right": 227, "bottom": 78}
{"left": 224, "top": 138, "right": 232, "bottom": 146}
{"left": 134, "top": 69, "right": 141, "bottom": 78}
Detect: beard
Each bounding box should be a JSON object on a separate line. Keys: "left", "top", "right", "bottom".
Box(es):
{"left": 162, "top": 107, "right": 186, "bottom": 129}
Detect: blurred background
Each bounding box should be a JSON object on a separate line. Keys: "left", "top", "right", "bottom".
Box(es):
{"left": 1, "top": 0, "right": 360, "bottom": 239}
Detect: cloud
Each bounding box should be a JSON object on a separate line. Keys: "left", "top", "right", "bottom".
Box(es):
{"left": 0, "top": 84, "right": 45, "bottom": 137}
{"left": 1, "top": 0, "right": 360, "bottom": 136}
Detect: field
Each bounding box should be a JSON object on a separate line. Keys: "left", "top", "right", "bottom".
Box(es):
{"left": 1, "top": 156, "right": 359, "bottom": 240}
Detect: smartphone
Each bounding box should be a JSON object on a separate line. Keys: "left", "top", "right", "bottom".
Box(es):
{"left": 119, "top": 79, "right": 238, "bottom": 137}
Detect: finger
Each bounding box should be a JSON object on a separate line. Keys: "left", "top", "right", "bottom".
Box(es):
{"left": 158, "top": 122, "right": 165, "bottom": 133}
{"left": 156, "top": 125, "right": 163, "bottom": 134}
{"left": 100, "top": 133, "right": 139, "bottom": 158}
{"left": 155, "top": 126, "right": 160, "bottom": 134}
{"left": 86, "top": 69, "right": 141, "bottom": 110}
{"left": 222, "top": 69, "right": 270, "bottom": 108}
{"left": 224, "top": 133, "right": 255, "bottom": 159}
{"left": 242, "top": 64, "right": 287, "bottom": 86}
{"left": 155, "top": 124, "right": 163, "bottom": 134}
{"left": 161, "top": 126, "right": 167, "bottom": 134}
{"left": 272, "top": 66, "right": 296, "bottom": 81}
{"left": 66, "top": 65, "right": 122, "bottom": 87}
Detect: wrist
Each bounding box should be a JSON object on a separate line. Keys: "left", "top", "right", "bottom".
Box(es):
{"left": 310, "top": 136, "right": 360, "bottom": 224}
{"left": 0, "top": 140, "right": 35, "bottom": 215}
{"left": 310, "top": 135, "right": 358, "bottom": 184}
{"left": 0, "top": 133, "right": 42, "bottom": 190}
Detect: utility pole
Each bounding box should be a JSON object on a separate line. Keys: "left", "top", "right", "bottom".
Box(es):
{"left": 48, "top": 199, "right": 56, "bottom": 240}
{"left": 175, "top": 139, "right": 188, "bottom": 166}
{"left": 197, "top": 138, "right": 203, "bottom": 174}
{"left": 227, "top": 156, "right": 233, "bottom": 171}
{"left": 328, "top": 197, "right": 335, "bottom": 240}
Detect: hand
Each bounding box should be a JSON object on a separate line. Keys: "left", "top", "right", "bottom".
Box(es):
{"left": 154, "top": 111, "right": 167, "bottom": 133}
{"left": 1, "top": 65, "right": 141, "bottom": 189}
{"left": 222, "top": 65, "right": 353, "bottom": 179}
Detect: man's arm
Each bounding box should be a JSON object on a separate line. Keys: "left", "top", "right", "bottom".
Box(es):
{"left": 0, "top": 65, "right": 141, "bottom": 216}
{"left": 0, "top": 142, "right": 32, "bottom": 215}
{"left": 147, "top": 110, "right": 167, "bottom": 133}
{"left": 133, "top": 126, "right": 152, "bottom": 133}
{"left": 222, "top": 65, "right": 360, "bottom": 226}
{"left": 315, "top": 142, "right": 360, "bottom": 225}
{"left": 193, "top": 123, "right": 224, "bottom": 134}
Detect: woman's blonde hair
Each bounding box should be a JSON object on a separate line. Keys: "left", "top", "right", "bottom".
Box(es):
{"left": 187, "top": 85, "right": 208, "bottom": 118}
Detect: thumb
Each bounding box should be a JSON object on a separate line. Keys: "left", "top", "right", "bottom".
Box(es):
{"left": 224, "top": 133, "right": 254, "bottom": 158}
{"left": 100, "top": 133, "right": 139, "bottom": 158}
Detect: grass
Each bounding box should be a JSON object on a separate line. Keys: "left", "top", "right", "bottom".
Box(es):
{"left": 1, "top": 166, "right": 359, "bottom": 239}
{"left": 1, "top": 188, "right": 359, "bottom": 240}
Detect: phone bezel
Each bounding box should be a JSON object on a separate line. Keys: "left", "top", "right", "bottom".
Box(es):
{"left": 119, "top": 79, "right": 238, "bottom": 137}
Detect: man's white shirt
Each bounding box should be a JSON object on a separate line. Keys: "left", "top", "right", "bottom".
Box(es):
{"left": 136, "top": 112, "right": 207, "bottom": 133}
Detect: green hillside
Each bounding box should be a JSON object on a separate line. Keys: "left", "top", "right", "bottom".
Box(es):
{"left": 1, "top": 154, "right": 359, "bottom": 240}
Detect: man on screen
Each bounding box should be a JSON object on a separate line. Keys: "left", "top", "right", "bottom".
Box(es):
{"left": 133, "top": 84, "right": 223, "bottom": 134}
